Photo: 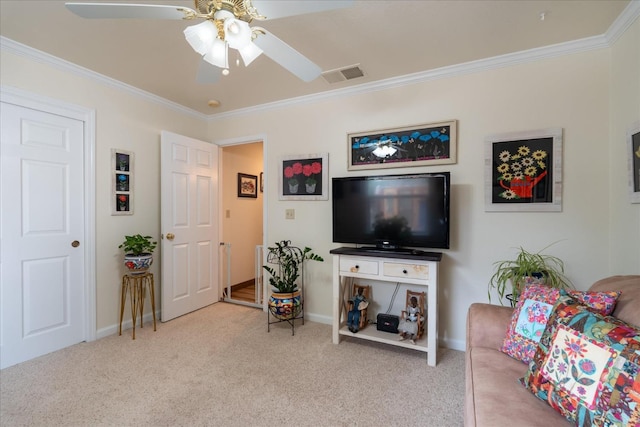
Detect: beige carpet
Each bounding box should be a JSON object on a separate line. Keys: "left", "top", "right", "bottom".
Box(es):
{"left": 0, "top": 303, "right": 464, "bottom": 426}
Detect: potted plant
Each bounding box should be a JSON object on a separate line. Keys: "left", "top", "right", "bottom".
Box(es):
{"left": 263, "top": 240, "right": 323, "bottom": 319}
{"left": 488, "top": 243, "right": 573, "bottom": 306}
{"left": 119, "top": 234, "right": 157, "bottom": 275}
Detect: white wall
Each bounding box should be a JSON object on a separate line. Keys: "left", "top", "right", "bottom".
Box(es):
{"left": 609, "top": 18, "right": 640, "bottom": 272}
{"left": 210, "top": 45, "right": 639, "bottom": 350}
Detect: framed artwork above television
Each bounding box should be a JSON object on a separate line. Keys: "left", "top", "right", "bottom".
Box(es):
{"left": 347, "top": 120, "right": 457, "bottom": 171}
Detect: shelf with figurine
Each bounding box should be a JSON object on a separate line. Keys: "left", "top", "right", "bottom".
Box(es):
{"left": 330, "top": 248, "right": 440, "bottom": 366}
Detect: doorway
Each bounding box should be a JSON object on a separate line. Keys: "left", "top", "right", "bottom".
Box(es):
{"left": 221, "top": 141, "right": 264, "bottom": 308}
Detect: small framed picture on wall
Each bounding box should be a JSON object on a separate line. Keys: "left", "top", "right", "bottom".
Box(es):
{"left": 111, "top": 149, "right": 134, "bottom": 215}
{"left": 238, "top": 173, "right": 258, "bottom": 198}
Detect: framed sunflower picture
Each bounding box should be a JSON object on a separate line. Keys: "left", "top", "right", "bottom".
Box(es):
{"left": 484, "top": 128, "right": 563, "bottom": 212}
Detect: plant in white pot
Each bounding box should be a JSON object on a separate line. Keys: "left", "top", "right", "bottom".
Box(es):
{"left": 119, "top": 234, "right": 157, "bottom": 275}
{"left": 262, "top": 240, "right": 323, "bottom": 320}
{"left": 488, "top": 243, "right": 573, "bottom": 306}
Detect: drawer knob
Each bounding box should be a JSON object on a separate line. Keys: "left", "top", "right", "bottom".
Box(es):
{"left": 403, "top": 269, "right": 408, "bottom": 274}
{"left": 350, "top": 265, "right": 360, "bottom": 273}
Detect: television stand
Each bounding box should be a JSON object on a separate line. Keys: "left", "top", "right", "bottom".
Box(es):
{"left": 330, "top": 247, "right": 441, "bottom": 366}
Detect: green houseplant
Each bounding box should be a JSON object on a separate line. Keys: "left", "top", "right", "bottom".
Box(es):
{"left": 262, "top": 240, "right": 323, "bottom": 320}
{"left": 263, "top": 240, "right": 323, "bottom": 293}
{"left": 119, "top": 234, "right": 157, "bottom": 256}
{"left": 119, "top": 234, "right": 157, "bottom": 275}
{"left": 488, "top": 243, "right": 573, "bottom": 306}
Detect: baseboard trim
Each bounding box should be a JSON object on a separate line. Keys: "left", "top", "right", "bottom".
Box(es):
{"left": 96, "top": 311, "right": 159, "bottom": 340}
{"left": 95, "top": 307, "right": 466, "bottom": 351}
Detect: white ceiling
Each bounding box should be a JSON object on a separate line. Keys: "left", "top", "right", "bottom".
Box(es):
{"left": 0, "top": 0, "right": 632, "bottom": 115}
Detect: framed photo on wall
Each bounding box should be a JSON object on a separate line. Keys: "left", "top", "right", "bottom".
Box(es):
{"left": 238, "top": 173, "right": 258, "bottom": 198}
{"left": 279, "top": 153, "right": 328, "bottom": 201}
{"left": 484, "top": 128, "right": 563, "bottom": 212}
{"left": 347, "top": 120, "right": 457, "bottom": 171}
{"left": 111, "top": 149, "right": 134, "bottom": 215}
{"left": 627, "top": 120, "right": 640, "bottom": 204}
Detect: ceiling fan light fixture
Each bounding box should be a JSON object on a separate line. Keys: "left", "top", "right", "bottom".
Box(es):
{"left": 223, "top": 17, "right": 252, "bottom": 49}
{"left": 203, "top": 38, "right": 229, "bottom": 69}
{"left": 238, "top": 42, "right": 263, "bottom": 66}
{"left": 183, "top": 20, "right": 217, "bottom": 55}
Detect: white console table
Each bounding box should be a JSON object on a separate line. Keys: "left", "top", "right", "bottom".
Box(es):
{"left": 331, "top": 247, "right": 441, "bottom": 366}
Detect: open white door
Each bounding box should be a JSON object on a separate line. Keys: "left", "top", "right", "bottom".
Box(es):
{"left": 160, "top": 131, "right": 219, "bottom": 321}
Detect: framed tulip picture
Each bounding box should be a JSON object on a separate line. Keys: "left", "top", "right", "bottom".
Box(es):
{"left": 484, "top": 128, "right": 563, "bottom": 212}
{"left": 279, "top": 153, "right": 328, "bottom": 201}
{"left": 111, "top": 149, "right": 134, "bottom": 215}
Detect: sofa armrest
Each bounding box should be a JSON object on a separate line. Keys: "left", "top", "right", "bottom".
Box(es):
{"left": 466, "top": 303, "right": 514, "bottom": 351}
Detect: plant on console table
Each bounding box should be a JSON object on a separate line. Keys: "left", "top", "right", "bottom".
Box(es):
{"left": 263, "top": 240, "right": 323, "bottom": 320}
{"left": 119, "top": 234, "right": 157, "bottom": 275}
{"left": 488, "top": 243, "right": 573, "bottom": 306}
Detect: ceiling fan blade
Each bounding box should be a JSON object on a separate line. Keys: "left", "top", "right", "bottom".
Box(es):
{"left": 253, "top": 30, "right": 321, "bottom": 82}
{"left": 196, "top": 58, "right": 221, "bottom": 84}
{"left": 251, "top": 0, "right": 353, "bottom": 20}
{"left": 65, "top": 3, "right": 195, "bottom": 19}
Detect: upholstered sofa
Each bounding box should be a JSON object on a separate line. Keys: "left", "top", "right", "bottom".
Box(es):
{"left": 464, "top": 275, "right": 640, "bottom": 426}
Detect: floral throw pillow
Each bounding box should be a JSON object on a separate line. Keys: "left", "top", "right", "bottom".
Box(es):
{"left": 521, "top": 294, "right": 640, "bottom": 426}
{"left": 499, "top": 284, "right": 620, "bottom": 363}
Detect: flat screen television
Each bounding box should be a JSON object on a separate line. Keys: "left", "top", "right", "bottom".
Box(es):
{"left": 332, "top": 172, "right": 450, "bottom": 251}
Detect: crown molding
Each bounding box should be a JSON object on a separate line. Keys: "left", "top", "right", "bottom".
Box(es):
{"left": 208, "top": 34, "right": 609, "bottom": 122}
{"left": 209, "top": 3, "right": 638, "bottom": 122}
{"left": 0, "top": 36, "right": 208, "bottom": 121}
{"left": 2, "top": 0, "right": 637, "bottom": 125}
{"left": 606, "top": 0, "right": 640, "bottom": 45}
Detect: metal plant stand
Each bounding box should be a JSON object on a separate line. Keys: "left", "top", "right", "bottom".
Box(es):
{"left": 265, "top": 242, "right": 305, "bottom": 336}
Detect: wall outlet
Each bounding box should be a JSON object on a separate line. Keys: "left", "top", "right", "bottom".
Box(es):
{"left": 285, "top": 209, "right": 295, "bottom": 219}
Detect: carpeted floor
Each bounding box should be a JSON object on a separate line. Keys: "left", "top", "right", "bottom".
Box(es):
{"left": 0, "top": 302, "right": 464, "bottom": 426}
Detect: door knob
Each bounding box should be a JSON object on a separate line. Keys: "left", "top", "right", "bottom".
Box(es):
{"left": 166, "top": 233, "right": 175, "bottom": 241}
{"left": 71, "top": 240, "right": 80, "bottom": 247}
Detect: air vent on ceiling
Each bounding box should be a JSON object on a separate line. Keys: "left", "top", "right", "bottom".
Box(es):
{"left": 321, "top": 64, "right": 365, "bottom": 84}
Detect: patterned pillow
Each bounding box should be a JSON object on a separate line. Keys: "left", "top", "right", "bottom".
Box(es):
{"left": 521, "top": 293, "right": 640, "bottom": 426}
{"left": 500, "top": 284, "right": 620, "bottom": 363}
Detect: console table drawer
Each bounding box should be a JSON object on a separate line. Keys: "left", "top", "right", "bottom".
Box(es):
{"left": 383, "top": 262, "right": 429, "bottom": 280}
{"left": 339, "top": 258, "right": 378, "bottom": 275}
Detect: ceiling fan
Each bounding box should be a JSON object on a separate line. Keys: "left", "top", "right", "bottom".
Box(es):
{"left": 65, "top": 0, "right": 353, "bottom": 83}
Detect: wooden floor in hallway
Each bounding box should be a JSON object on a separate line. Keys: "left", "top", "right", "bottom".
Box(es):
{"left": 230, "top": 279, "right": 258, "bottom": 304}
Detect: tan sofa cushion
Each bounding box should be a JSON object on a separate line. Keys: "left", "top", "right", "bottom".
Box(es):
{"left": 467, "top": 348, "right": 567, "bottom": 426}
{"left": 589, "top": 275, "right": 640, "bottom": 326}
